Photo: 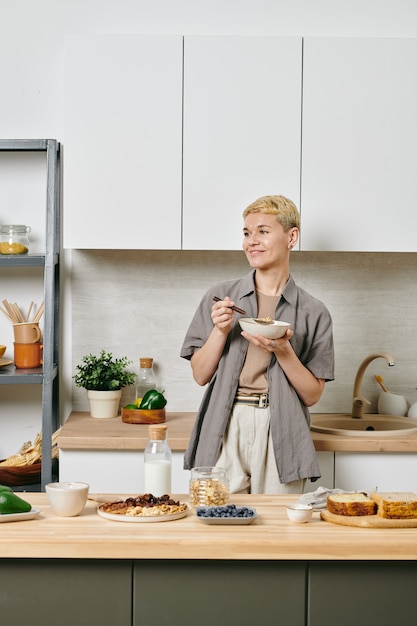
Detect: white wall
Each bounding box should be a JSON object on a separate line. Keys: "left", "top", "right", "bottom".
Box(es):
{"left": 1, "top": 1, "right": 417, "bottom": 456}
{"left": 70, "top": 249, "right": 417, "bottom": 416}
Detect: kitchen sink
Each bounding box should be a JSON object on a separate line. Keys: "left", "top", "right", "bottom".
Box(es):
{"left": 310, "top": 414, "right": 417, "bottom": 437}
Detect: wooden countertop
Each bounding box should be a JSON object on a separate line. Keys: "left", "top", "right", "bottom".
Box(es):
{"left": 58, "top": 412, "right": 196, "bottom": 451}
{"left": 58, "top": 412, "right": 417, "bottom": 453}
{"left": 2, "top": 493, "right": 417, "bottom": 560}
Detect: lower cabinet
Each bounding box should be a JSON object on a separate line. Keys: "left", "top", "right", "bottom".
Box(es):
{"left": 307, "top": 451, "right": 417, "bottom": 493}
{"left": 306, "top": 451, "right": 334, "bottom": 491}
{"left": 2, "top": 558, "right": 417, "bottom": 626}
{"left": 60, "top": 448, "right": 417, "bottom": 495}
{"left": 134, "top": 560, "right": 307, "bottom": 626}
{"left": 309, "top": 561, "right": 417, "bottom": 626}
{"left": 334, "top": 452, "right": 417, "bottom": 493}
{"left": 0, "top": 559, "right": 132, "bottom": 626}
{"left": 59, "top": 450, "right": 335, "bottom": 495}
{"left": 59, "top": 449, "right": 191, "bottom": 493}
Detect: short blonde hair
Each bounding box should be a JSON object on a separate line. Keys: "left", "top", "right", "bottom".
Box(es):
{"left": 242, "top": 195, "right": 300, "bottom": 232}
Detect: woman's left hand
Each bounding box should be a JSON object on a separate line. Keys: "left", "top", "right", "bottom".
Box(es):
{"left": 241, "top": 328, "right": 324, "bottom": 406}
{"left": 241, "top": 328, "right": 293, "bottom": 353}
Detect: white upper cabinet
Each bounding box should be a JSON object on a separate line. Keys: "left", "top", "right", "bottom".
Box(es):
{"left": 301, "top": 38, "right": 417, "bottom": 252}
{"left": 63, "top": 35, "right": 183, "bottom": 249}
{"left": 182, "top": 36, "right": 302, "bottom": 250}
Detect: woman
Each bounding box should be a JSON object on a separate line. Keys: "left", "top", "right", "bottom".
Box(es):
{"left": 180, "top": 195, "right": 334, "bottom": 494}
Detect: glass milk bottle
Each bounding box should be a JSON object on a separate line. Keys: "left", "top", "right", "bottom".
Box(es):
{"left": 144, "top": 425, "right": 172, "bottom": 496}
{"left": 136, "top": 357, "right": 156, "bottom": 405}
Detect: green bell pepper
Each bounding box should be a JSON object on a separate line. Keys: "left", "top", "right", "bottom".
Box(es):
{"left": 139, "top": 389, "right": 167, "bottom": 410}
{"left": 0, "top": 491, "right": 31, "bottom": 515}
{"left": 0, "top": 484, "right": 13, "bottom": 493}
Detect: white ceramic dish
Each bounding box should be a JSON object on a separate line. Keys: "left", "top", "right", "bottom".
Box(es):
{"left": 239, "top": 318, "right": 291, "bottom": 339}
{"left": 195, "top": 506, "right": 257, "bottom": 525}
{"left": 0, "top": 507, "right": 40, "bottom": 523}
{"left": 97, "top": 505, "right": 188, "bottom": 523}
{"left": 46, "top": 481, "right": 89, "bottom": 517}
{"left": 286, "top": 504, "right": 313, "bottom": 523}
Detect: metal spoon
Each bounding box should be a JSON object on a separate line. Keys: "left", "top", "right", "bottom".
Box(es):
{"left": 253, "top": 318, "right": 275, "bottom": 325}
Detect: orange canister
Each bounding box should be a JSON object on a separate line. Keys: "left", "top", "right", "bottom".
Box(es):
{"left": 13, "top": 342, "right": 43, "bottom": 368}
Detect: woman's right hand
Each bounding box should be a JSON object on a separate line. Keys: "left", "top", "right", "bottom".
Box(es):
{"left": 211, "top": 296, "right": 236, "bottom": 335}
{"left": 191, "top": 296, "right": 234, "bottom": 386}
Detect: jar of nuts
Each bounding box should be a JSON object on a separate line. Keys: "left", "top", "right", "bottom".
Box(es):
{"left": 0, "top": 225, "right": 31, "bottom": 254}
{"left": 189, "top": 466, "right": 229, "bottom": 507}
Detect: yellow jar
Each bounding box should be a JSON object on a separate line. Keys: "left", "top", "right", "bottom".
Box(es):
{"left": 0, "top": 225, "right": 30, "bottom": 254}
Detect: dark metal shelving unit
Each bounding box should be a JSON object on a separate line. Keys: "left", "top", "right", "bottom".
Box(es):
{"left": 0, "top": 139, "right": 61, "bottom": 490}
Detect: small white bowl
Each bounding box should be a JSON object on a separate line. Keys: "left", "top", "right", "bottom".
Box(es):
{"left": 239, "top": 318, "right": 291, "bottom": 340}
{"left": 378, "top": 391, "right": 408, "bottom": 417}
{"left": 46, "top": 481, "right": 89, "bottom": 517}
{"left": 286, "top": 504, "right": 313, "bottom": 523}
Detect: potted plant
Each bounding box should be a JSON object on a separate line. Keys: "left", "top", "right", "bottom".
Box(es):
{"left": 74, "top": 350, "right": 136, "bottom": 418}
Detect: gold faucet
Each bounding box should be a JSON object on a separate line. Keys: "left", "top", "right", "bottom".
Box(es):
{"left": 352, "top": 352, "right": 395, "bottom": 418}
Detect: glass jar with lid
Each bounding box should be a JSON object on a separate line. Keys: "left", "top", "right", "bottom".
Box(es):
{"left": 0, "top": 225, "right": 31, "bottom": 254}
{"left": 189, "top": 466, "right": 229, "bottom": 507}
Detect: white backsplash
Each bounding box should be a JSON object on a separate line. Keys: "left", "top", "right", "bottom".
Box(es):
{"left": 71, "top": 249, "right": 417, "bottom": 416}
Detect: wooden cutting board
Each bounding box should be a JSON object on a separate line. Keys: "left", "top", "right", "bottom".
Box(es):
{"left": 321, "top": 509, "right": 417, "bottom": 528}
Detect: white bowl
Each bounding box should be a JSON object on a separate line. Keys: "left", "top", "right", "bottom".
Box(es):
{"left": 377, "top": 391, "right": 408, "bottom": 417}
{"left": 286, "top": 504, "right": 313, "bottom": 523}
{"left": 408, "top": 402, "right": 417, "bottom": 419}
{"left": 45, "top": 481, "right": 89, "bottom": 517}
{"left": 239, "top": 318, "right": 291, "bottom": 339}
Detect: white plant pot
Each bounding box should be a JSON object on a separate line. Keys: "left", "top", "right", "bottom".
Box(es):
{"left": 87, "top": 389, "right": 122, "bottom": 418}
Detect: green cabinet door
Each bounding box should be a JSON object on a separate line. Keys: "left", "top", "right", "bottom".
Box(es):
{"left": 134, "top": 560, "right": 307, "bottom": 626}
{"left": 310, "top": 561, "right": 417, "bottom": 626}
{"left": 0, "top": 559, "right": 132, "bottom": 626}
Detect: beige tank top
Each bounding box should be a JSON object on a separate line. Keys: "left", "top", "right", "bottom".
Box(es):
{"left": 238, "top": 292, "right": 280, "bottom": 394}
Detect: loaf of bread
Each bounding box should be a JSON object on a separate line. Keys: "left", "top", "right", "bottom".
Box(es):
{"left": 370, "top": 492, "right": 417, "bottom": 519}
{"left": 327, "top": 493, "right": 377, "bottom": 516}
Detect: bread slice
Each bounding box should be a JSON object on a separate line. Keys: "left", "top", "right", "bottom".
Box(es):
{"left": 327, "top": 493, "right": 377, "bottom": 516}
{"left": 370, "top": 492, "right": 417, "bottom": 519}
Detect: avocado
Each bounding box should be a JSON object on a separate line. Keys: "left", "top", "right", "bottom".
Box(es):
{"left": 0, "top": 491, "right": 31, "bottom": 514}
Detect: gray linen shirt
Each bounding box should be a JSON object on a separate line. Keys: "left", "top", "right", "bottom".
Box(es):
{"left": 180, "top": 270, "right": 334, "bottom": 483}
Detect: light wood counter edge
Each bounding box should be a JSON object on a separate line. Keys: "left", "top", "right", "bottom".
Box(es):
{"left": 58, "top": 412, "right": 417, "bottom": 453}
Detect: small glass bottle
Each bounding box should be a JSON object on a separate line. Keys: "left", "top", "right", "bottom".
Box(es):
{"left": 136, "top": 357, "right": 156, "bottom": 405}
{"left": 144, "top": 424, "right": 172, "bottom": 496}
{"left": 0, "top": 224, "right": 31, "bottom": 254}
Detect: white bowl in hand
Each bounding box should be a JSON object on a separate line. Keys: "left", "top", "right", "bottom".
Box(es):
{"left": 46, "top": 481, "right": 89, "bottom": 517}
{"left": 239, "top": 318, "right": 291, "bottom": 339}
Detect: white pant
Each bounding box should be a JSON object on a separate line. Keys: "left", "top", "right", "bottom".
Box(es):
{"left": 215, "top": 403, "right": 305, "bottom": 495}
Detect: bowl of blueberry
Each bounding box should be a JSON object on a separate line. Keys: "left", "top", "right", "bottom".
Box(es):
{"left": 195, "top": 503, "right": 257, "bottom": 525}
